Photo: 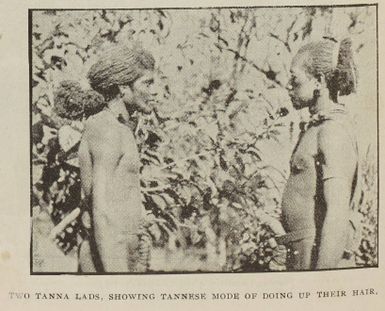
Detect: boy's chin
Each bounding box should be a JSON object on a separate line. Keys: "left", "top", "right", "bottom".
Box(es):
{"left": 136, "top": 104, "right": 153, "bottom": 115}
{"left": 128, "top": 102, "right": 152, "bottom": 115}
{"left": 291, "top": 98, "right": 308, "bottom": 110}
{"left": 292, "top": 103, "right": 304, "bottom": 110}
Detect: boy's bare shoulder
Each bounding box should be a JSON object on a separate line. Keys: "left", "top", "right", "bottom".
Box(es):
{"left": 318, "top": 113, "right": 354, "bottom": 143}
{"left": 317, "top": 115, "right": 356, "bottom": 160}
{"left": 83, "top": 111, "right": 120, "bottom": 142}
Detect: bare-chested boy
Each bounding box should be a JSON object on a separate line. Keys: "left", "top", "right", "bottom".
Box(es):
{"left": 279, "top": 38, "right": 360, "bottom": 270}
{"left": 78, "top": 45, "right": 157, "bottom": 272}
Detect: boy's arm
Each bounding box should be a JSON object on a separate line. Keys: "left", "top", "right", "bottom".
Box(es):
{"left": 89, "top": 126, "right": 133, "bottom": 272}
{"left": 316, "top": 122, "right": 356, "bottom": 269}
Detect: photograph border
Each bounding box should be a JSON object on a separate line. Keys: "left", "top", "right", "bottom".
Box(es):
{"left": 29, "top": 3, "right": 379, "bottom": 275}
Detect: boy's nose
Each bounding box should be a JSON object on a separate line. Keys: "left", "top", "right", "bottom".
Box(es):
{"left": 149, "top": 84, "right": 159, "bottom": 97}
{"left": 286, "top": 83, "right": 294, "bottom": 98}
{"left": 286, "top": 82, "right": 293, "bottom": 92}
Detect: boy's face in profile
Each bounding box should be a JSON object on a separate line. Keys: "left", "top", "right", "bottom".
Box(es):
{"left": 121, "top": 70, "right": 158, "bottom": 114}
{"left": 288, "top": 54, "right": 319, "bottom": 110}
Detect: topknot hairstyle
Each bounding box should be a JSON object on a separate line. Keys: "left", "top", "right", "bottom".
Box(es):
{"left": 297, "top": 37, "right": 358, "bottom": 98}
{"left": 54, "top": 80, "right": 85, "bottom": 120}
{"left": 54, "top": 80, "right": 105, "bottom": 120}
{"left": 87, "top": 44, "right": 155, "bottom": 100}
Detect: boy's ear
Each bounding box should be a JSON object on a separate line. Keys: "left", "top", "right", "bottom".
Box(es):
{"left": 315, "top": 73, "right": 326, "bottom": 86}
{"left": 118, "top": 85, "right": 133, "bottom": 98}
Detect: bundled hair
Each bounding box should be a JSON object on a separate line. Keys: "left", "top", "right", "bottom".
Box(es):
{"left": 298, "top": 37, "right": 358, "bottom": 98}
{"left": 333, "top": 38, "right": 358, "bottom": 96}
{"left": 87, "top": 44, "right": 155, "bottom": 100}
{"left": 53, "top": 45, "right": 154, "bottom": 120}
{"left": 54, "top": 80, "right": 105, "bottom": 120}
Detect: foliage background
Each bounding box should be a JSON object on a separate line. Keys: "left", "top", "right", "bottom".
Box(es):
{"left": 31, "top": 6, "right": 377, "bottom": 272}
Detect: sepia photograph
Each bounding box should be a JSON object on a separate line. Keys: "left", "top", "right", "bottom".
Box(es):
{"left": 30, "top": 5, "right": 378, "bottom": 274}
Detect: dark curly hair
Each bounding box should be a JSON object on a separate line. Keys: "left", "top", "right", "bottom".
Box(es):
{"left": 53, "top": 80, "right": 84, "bottom": 120}
{"left": 53, "top": 80, "right": 106, "bottom": 120}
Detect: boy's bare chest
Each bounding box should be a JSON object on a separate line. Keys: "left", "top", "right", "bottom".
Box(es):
{"left": 290, "top": 128, "right": 319, "bottom": 175}
{"left": 118, "top": 128, "right": 141, "bottom": 173}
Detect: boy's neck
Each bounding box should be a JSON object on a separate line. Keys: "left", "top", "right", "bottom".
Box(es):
{"left": 309, "top": 92, "right": 337, "bottom": 115}
{"left": 107, "top": 98, "right": 130, "bottom": 123}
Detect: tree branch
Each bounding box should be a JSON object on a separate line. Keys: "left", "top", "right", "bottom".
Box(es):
{"left": 214, "top": 43, "right": 285, "bottom": 89}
